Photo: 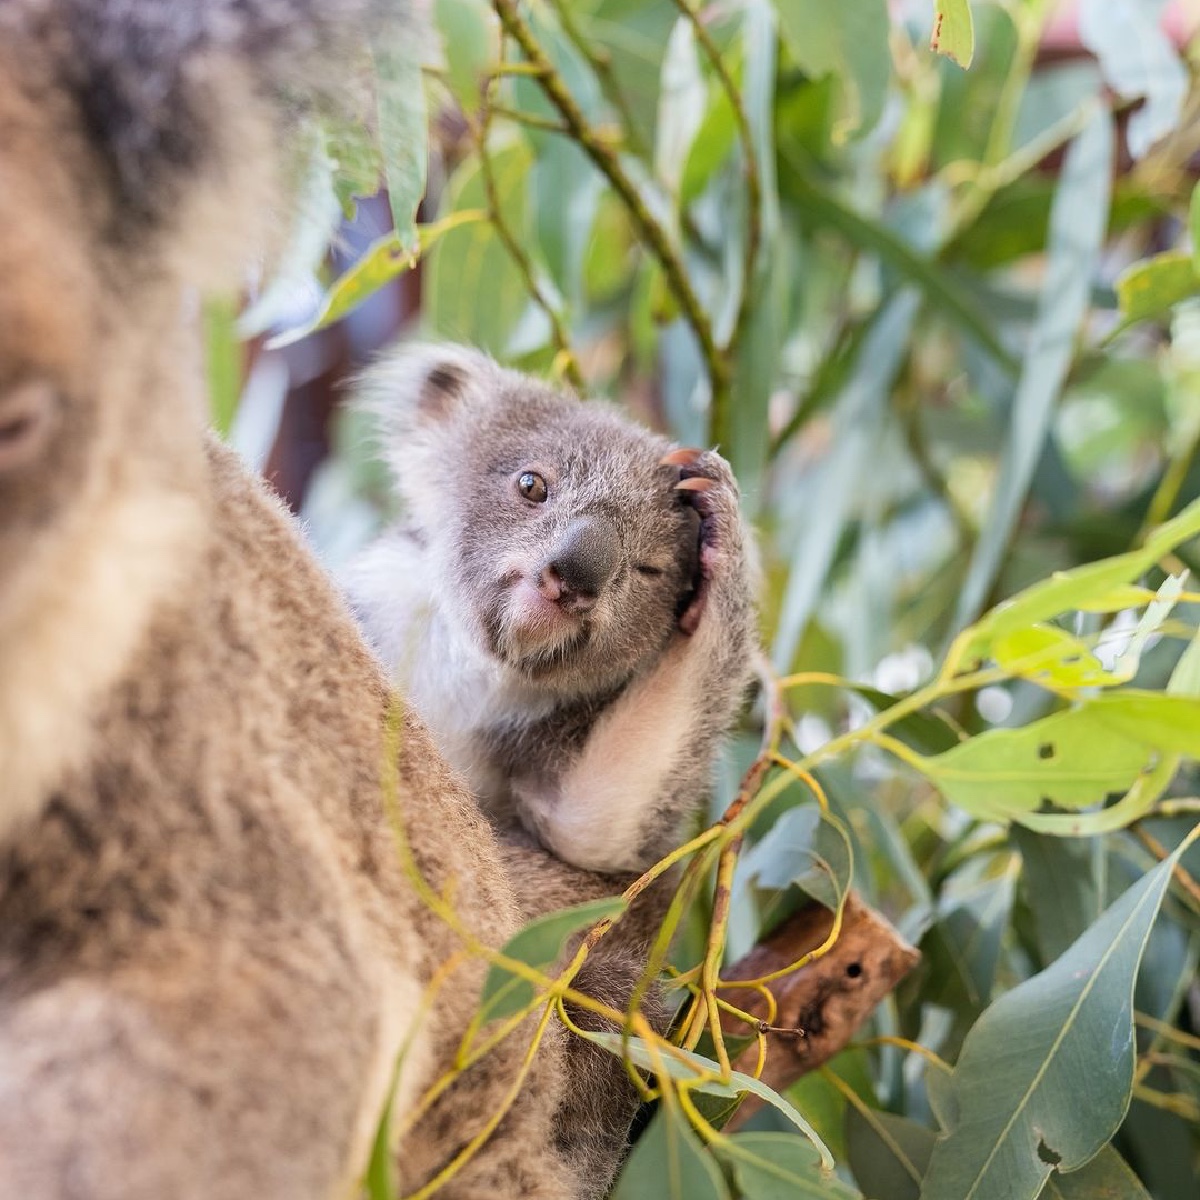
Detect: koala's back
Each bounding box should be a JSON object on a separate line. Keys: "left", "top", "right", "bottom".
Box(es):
{"left": 0, "top": 441, "right": 564, "bottom": 1198}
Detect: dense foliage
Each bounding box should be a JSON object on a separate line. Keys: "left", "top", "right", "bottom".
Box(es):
{"left": 225, "top": 2, "right": 1200, "bottom": 1197}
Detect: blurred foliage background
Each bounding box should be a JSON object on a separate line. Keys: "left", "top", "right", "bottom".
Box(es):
{"left": 214, "top": 1, "right": 1200, "bottom": 1197}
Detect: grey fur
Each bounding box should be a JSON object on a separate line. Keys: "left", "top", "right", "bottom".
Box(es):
{"left": 346, "top": 344, "right": 760, "bottom": 1193}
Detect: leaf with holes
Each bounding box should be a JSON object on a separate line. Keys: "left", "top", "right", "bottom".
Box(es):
{"left": 478, "top": 895, "right": 625, "bottom": 1023}
{"left": 932, "top": 0, "right": 974, "bottom": 69}
{"left": 919, "top": 705, "right": 1153, "bottom": 822}
{"left": 919, "top": 843, "right": 1186, "bottom": 1200}
{"left": 1042, "top": 1145, "right": 1152, "bottom": 1199}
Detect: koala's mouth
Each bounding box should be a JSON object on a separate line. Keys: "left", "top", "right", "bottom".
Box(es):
{"left": 480, "top": 578, "right": 592, "bottom": 677}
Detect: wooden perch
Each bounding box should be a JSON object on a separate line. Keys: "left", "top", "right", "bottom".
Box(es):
{"left": 719, "top": 891, "right": 920, "bottom": 1129}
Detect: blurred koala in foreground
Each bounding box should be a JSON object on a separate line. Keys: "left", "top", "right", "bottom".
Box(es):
{"left": 0, "top": 2, "right": 647, "bottom": 1197}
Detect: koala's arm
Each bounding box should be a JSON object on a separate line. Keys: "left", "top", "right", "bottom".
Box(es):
{"left": 515, "top": 451, "right": 756, "bottom": 873}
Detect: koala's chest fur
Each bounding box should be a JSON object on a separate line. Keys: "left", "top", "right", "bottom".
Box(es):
{"left": 350, "top": 530, "right": 617, "bottom": 814}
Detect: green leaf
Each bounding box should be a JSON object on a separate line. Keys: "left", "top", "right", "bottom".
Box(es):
{"left": 919, "top": 844, "right": 1186, "bottom": 1200}
{"left": 655, "top": 17, "right": 705, "bottom": 200}
{"left": 1189, "top": 181, "right": 1200, "bottom": 275}
{"left": 424, "top": 136, "right": 534, "bottom": 354}
{"left": 582, "top": 1031, "right": 835, "bottom": 1168}
{"left": 610, "top": 1107, "right": 729, "bottom": 1200}
{"left": 372, "top": 38, "right": 428, "bottom": 254}
{"left": 775, "top": 0, "right": 890, "bottom": 140}
{"left": 961, "top": 495, "right": 1200, "bottom": 656}
{"left": 740, "top": 803, "right": 854, "bottom": 912}
{"left": 772, "top": 293, "right": 919, "bottom": 670}
{"left": 1111, "top": 571, "right": 1186, "bottom": 679}
{"left": 954, "top": 107, "right": 1114, "bottom": 632}
{"left": 920, "top": 704, "right": 1154, "bottom": 822}
{"left": 478, "top": 896, "right": 626, "bottom": 1022}
{"left": 990, "top": 625, "right": 1112, "bottom": 691}
{"left": 1116, "top": 252, "right": 1200, "bottom": 326}
{"left": 1084, "top": 690, "right": 1200, "bottom": 756}
{"left": 203, "top": 297, "right": 241, "bottom": 437}
{"left": 932, "top": 1, "right": 975, "bottom": 70}
{"left": 717, "top": 1132, "right": 861, "bottom": 1199}
{"left": 844, "top": 1107, "right": 936, "bottom": 1200}
{"left": 433, "top": 0, "right": 498, "bottom": 112}
{"left": 270, "top": 212, "right": 485, "bottom": 348}
{"left": 1013, "top": 827, "right": 1102, "bottom": 965}
{"left": 1040, "top": 1145, "right": 1152, "bottom": 1200}
{"left": 1167, "top": 624, "right": 1200, "bottom": 695}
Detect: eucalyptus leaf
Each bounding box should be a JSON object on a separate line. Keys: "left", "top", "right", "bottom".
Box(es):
{"left": 610, "top": 1106, "right": 730, "bottom": 1200}
{"left": 478, "top": 896, "right": 626, "bottom": 1023}
{"left": 920, "top": 844, "right": 1185, "bottom": 1200}
{"left": 718, "top": 1131, "right": 861, "bottom": 1199}
{"left": 931, "top": 0, "right": 974, "bottom": 70}
{"left": 845, "top": 1107, "right": 936, "bottom": 1200}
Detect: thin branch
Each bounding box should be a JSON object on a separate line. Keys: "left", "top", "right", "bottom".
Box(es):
{"left": 475, "top": 70, "right": 585, "bottom": 391}
{"left": 669, "top": 0, "right": 763, "bottom": 450}
{"left": 547, "top": 0, "right": 650, "bottom": 158}
{"left": 491, "top": 0, "right": 727, "bottom": 414}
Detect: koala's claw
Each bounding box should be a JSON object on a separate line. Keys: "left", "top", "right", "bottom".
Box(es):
{"left": 660, "top": 446, "right": 705, "bottom": 467}
{"left": 668, "top": 449, "right": 740, "bottom": 636}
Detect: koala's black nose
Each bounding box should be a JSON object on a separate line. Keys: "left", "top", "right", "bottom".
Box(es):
{"left": 539, "top": 518, "right": 620, "bottom": 611}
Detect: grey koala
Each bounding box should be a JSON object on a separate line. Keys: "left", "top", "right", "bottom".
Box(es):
{"left": 346, "top": 344, "right": 759, "bottom": 875}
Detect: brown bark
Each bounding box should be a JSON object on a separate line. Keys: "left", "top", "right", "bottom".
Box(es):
{"left": 719, "top": 891, "right": 920, "bottom": 1129}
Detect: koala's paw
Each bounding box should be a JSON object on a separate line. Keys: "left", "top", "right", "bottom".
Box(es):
{"left": 660, "top": 447, "right": 744, "bottom": 636}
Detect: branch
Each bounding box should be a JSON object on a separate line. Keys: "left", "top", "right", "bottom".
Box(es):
{"left": 491, "top": 0, "right": 727, "bottom": 409}
{"left": 718, "top": 892, "right": 920, "bottom": 1129}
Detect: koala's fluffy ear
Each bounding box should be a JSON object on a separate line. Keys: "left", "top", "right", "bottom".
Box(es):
{"left": 363, "top": 342, "right": 496, "bottom": 431}
{"left": 359, "top": 343, "right": 498, "bottom": 522}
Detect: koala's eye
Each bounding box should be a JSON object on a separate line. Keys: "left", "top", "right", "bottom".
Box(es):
{"left": 517, "top": 471, "right": 548, "bottom": 503}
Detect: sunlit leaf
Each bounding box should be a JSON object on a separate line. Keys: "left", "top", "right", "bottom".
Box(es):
{"left": 920, "top": 845, "right": 1186, "bottom": 1200}
{"left": 1116, "top": 252, "right": 1200, "bottom": 326}
{"left": 931, "top": 1, "right": 975, "bottom": 69}
{"left": 478, "top": 896, "right": 626, "bottom": 1022}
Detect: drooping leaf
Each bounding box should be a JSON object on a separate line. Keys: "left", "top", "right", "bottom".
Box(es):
{"left": 718, "top": 1131, "right": 861, "bottom": 1199}
{"left": 373, "top": 38, "right": 428, "bottom": 254}
{"left": 433, "top": 0, "right": 498, "bottom": 112}
{"left": 478, "top": 896, "right": 626, "bottom": 1022}
{"left": 931, "top": 1, "right": 975, "bottom": 69}
{"left": 582, "top": 1031, "right": 835, "bottom": 1167}
{"left": 954, "top": 108, "right": 1114, "bottom": 631}
{"left": 655, "top": 18, "right": 705, "bottom": 201}
{"left": 270, "top": 211, "right": 485, "bottom": 347}
{"left": 919, "top": 845, "right": 1185, "bottom": 1200}
{"left": 610, "top": 1106, "right": 730, "bottom": 1200}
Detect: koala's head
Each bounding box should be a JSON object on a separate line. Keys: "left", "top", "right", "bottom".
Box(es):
{"left": 365, "top": 345, "right": 702, "bottom": 697}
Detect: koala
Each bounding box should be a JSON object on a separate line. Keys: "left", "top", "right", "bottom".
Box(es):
{"left": 0, "top": 4, "right": 623, "bottom": 1198}
{"left": 345, "top": 344, "right": 759, "bottom": 876}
